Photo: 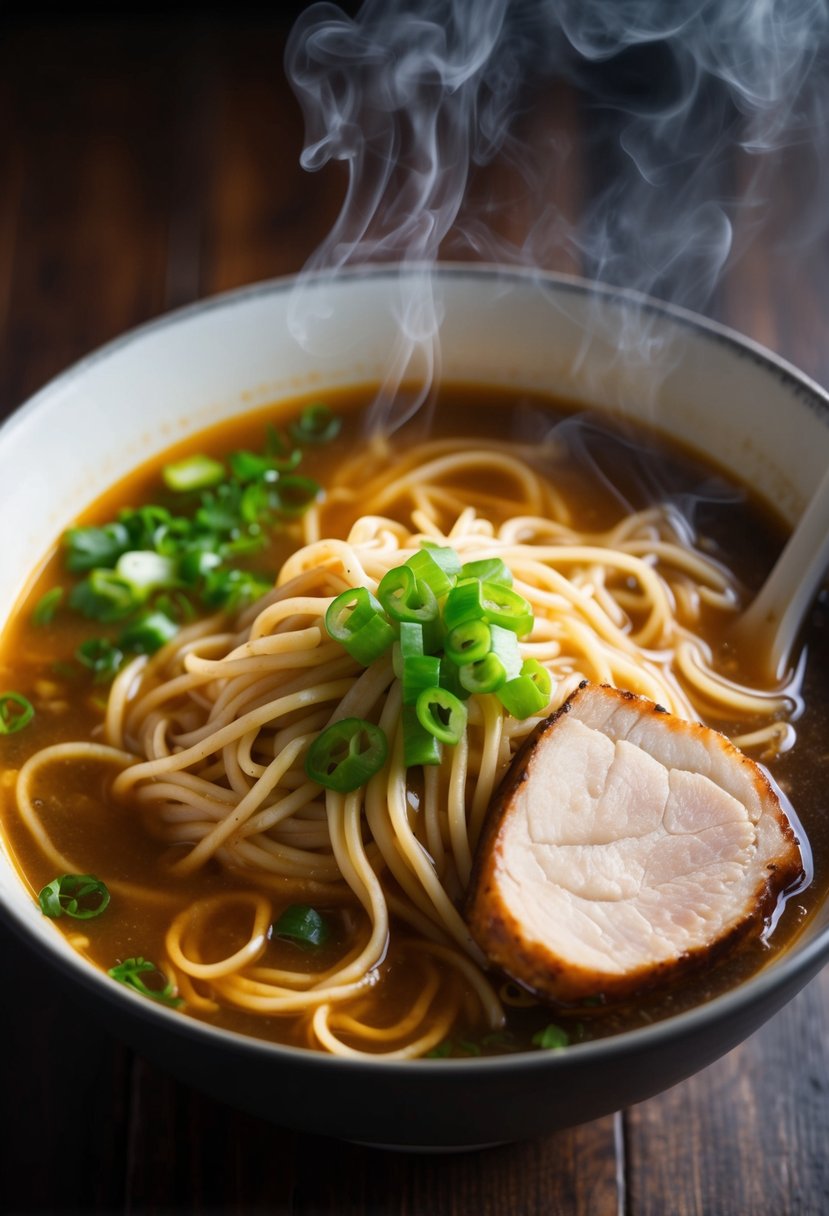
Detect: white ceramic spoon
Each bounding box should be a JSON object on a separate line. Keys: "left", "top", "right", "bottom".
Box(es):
{"left": 734, "top": 463, "right": 829, "bottom": 680}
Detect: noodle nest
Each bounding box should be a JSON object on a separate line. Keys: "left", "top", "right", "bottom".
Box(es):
{"left": 16, "top": 439, "right": 797, "bottom": 1057}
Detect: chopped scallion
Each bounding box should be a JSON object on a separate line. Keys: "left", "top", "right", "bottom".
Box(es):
{"left": 0, "top": 692, "right": 34, "bottom": 735}
{"left": 402, "top": 703, "right": 442, "bottom": 767}
{"left": 459, "top": 557, "right": 513, "bottom": 587}
{"left": 404, "top": 548, "right": 456, "bottom": 598}
{"left": 325, "top": 587, "right": 395, "bottom": 665}
{"left": 415, "top": 686, "right": 466, "bottom": 744}
{"left": 118, "top": 610, "right": 178, "bottom": 655}
{"left": 76, "top": 638, "right": 124, "bottom": 683}
{"left": 444, "top": 619, "right": 491, "bottom": 666}
{"left": 305, "top": 717, "right": 388, "bottom": 792}
{"left": 38, "top": 874, "right": 110, "bottom": 920}
{"left": 458, "top": 625, "right": 521, "bottom": 694}
{"left": 419, "top": 543, "right": 462, "bottom": 580}
{"left": 108, "top": 957, "right": 183, "bottom": 1007}
{"left": 201, "top": 568, "right": 272, "bottom": 611}
{"left": 115, "top": 550, "right": 178, "bottom": 592}
{"left": 324, "top": 542, "right": 543, "bottom": 771}
{"left": 271, "top": 474, "right": 322, "bottom": 517}
{"left": 377, "top": 566, "right": 439, "bottom": 626}
{"left": 162, "top": 454, "right": 226, "bottom": 492}
{"left": 531, "top": 1023, "right": 570, "bottom": 1050}
{"left": 289, "top": 403, "right": 341, "bottom": 445}
{"left": 275, "top": 904, "right": 331, "bottom": 949}
{"left": 69, "top": 570, "right": 143, "bottom": 622}
{"left": 229, "top": 447, "right": 301, "bottom": 482}
{"left": 32, "top": 586, "right": 64, "bottom": 626}
{"left": 479, "top": 581, "right": 534, "bottom": 637}
{"left": 442, "top": 579, "right": 484, "bottom": 633}
{"left": 497, "top": 658, "right": 552, "bottom": 719}
{"left": 63, "top": 522, "right": 131, "bottom": 572}
{"left": 402, "top": 654, "right": 441, "bottom": 705}
{"left": 392, "top": 620, "right": 425, "bottom": 678}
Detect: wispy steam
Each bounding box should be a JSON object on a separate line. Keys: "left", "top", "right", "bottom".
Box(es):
{"left": 285, "top": 0, "right": 829, "bottom": 422}
{"left": 553, "top": 0, "right": 829, "bottom": 303}
{"left": 285, "top": 0, "right": 521, "bottom": 428}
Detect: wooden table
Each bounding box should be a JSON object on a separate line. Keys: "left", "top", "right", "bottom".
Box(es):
{"left": 1, "top": 14, "right": 827, "bottom": 1215}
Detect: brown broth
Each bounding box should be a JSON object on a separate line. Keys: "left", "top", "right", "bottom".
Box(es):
{"left": 0, "top": 383, "right": 825, "bottom": 1057}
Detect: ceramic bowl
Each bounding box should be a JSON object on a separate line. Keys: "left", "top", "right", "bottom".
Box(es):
{"left": 1, "top": 265, "right": 827, "bottom": 1148}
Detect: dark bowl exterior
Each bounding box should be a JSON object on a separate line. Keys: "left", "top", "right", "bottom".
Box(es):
{"left": 10, "top": 894, "right": 826, "bottom": 1149}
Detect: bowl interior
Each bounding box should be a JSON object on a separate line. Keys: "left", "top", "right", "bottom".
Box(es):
{"left": 1, "top": 265, "right": 828, "bottom": 1143}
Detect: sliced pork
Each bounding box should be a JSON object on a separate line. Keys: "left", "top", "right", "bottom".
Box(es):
{"left": 465, "top": 682, "right": 803, "bottom": 1004}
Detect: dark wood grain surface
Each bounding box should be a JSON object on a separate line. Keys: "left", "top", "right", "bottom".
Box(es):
{"left": 1, "top": 14, "right": 827, "bottom": 1215}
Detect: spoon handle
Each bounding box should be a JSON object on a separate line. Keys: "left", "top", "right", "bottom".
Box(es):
{"left": 735, "top": 463, "right": 829, "bottom": 680}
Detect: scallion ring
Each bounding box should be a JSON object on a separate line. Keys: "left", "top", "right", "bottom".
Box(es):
{"left": 108, "top": 957, "right": 183, "bottom": 1007}
{"left": 377, "top": 565, "right": 438, "bottom": 625}
{"left": 0, "top": 692, "right": 34, "bottom": 735}
{"left": 39, "top": 874, "right": 110, "bottom": 920}
{"left": 289, "top": 403, "right": 341, "bottom": 445}
{"left": 305, "top": 717, "right": 388, "bottom": 792}
{"left": 415, "top": 686, "right": 467, "bottom": 745}
{"left": 162, "top": 454, "right": 226, "bottom": 492}
{"left": 275, "top": 904, "right": 331, "bottom": 949}
{"left": 497, "top": 658, "right": 552, "bottom": 719}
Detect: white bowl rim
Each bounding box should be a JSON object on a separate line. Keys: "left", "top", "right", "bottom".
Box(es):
{"left": 1, "top": 260, "right": 827, "bottom": 1077}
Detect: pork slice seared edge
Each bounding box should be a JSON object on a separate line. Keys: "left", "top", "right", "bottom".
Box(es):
{"left": 464, "top": 682, "right": 804, "bottom": 1005}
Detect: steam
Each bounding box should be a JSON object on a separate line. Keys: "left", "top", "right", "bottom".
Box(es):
{"left": 285, "top": 0, "right": 829, "bottom": 421}
{"left": 285, "top": 0, "right": 522, "bottom": 428}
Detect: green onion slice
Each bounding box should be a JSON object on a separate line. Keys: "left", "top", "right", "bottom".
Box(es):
{"left": 377, "top": 566, "right": 439, "bottom": 625}
{"left": 459, "top": 557, "right": 513, "bottom": 587}
{"left": 444, "top": 619, "right": 491, "bottom": 666}
{"left": 305, "top": 717, "right": 388, "bottom": 792}
{"left": 32, "top": 586, "right": 64, "bottom": 626}
{"left": 178, "top": 548, "right": 222, "bottom": 584}
{"left": 76, "top": 638, "right": 124, "bottom": 683}
{"left": 108, "top": 957, "right": 183, "bottom": 1007}
{"left": 39, "top": 874, "right": 110, "bottom": 920}
{"left": 419, "top": 542, "right": 462, "bottom": 579}
{"left": 229, "top": 448, "right": 302, "bottom": 482}
{"left": 325, "top": 587, "right": 395, "bottom": 666}
{"left": 63, "top": 522, "right": 131, "bottom": 572}
{"left": 201, "top": 568, "right": 272, "bottom": 610}
{"left": 398, "top": 620, "right": 424, "bottom": 657}
{"left": 115, "top": 550, "right": 178, "bottom": 592}
{"left": 442, "top": 579, "right": 484, "bottom": 632}
{"left": 497, "top": 658, "right": 552, "bottom": 719}
{"left": 404, "top": 548, "right": 455, "bottom": 598}
{"left": 69, "top": 570, "right": 143, "bottom": 622}
{"left": 531, "top": 1023, "right": 570, "bottom": 1050}
{"left": 402, "top": 704, "right": 442, "bottom": 768}
{"left": 271, "top": 474, "right": 321, "bottom": 517}
{"left": 347, "top": 613, "right": 397, "bottom": 667}
{"left": 275, "top": 904, "right": 331, "bottom": 949}
{"left": 118, "top": 610, "right": 179, "bottom": 655}
{"left": 0, "top": 692, "right": 34, "bottom": 735}
{"left": 459, "top": 652, "right": 509, "bottom": 695}
{"left": 439, "top": 655, "right": 471, "bottom": 702}
{"left": 153, "top": 590, "right": 197, "bottom": 624}
{"left": 402, "top": 654, "right": 442, "bottom": 705}
{"left": 162, "top": 454, "right": 226, "bottom": 492}
{"left": 458, "top": 624, "right": 521, "bottom": 694}
{"left": 264, "top": 423, "right": 293, "bottom": 457}
{"left": 415, "top": 686, "right": 467, "bottom": 745}
{"left": 479, "top": 582, "right": 534, "bottom": 636}
{"left": 289, "top": 403, "right": 341, "bottom": 445}
{"left": 392, "top": 620, "right": 425, "bottom": 678}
